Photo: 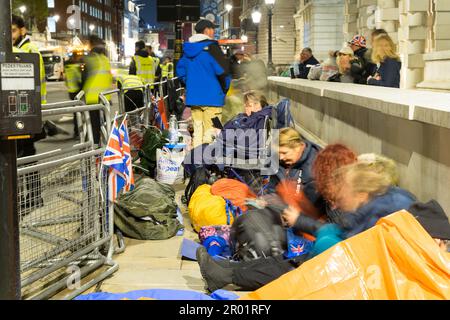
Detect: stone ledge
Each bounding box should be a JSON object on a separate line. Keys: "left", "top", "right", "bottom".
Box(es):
{"left": 423, "top": 50, "right": 450, "bottom": 61}
{"left": 268, "top": 77, "right": 450, "bottom": 129}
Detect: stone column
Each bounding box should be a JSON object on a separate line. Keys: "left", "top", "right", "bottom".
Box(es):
{"left": 434, "top": 0, "right": 450, "bottom": 51}
{"left": 344, "top": 0, "right": 358, "bottom": 41}
{"left": 398, "top": 0, "right": 428, "bottom": 89}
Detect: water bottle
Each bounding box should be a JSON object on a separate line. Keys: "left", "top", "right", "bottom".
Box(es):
{"left": 169, "top": 114, "right": 179, "bottom": 144}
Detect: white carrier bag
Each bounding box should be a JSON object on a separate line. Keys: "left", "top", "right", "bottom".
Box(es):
{"left": 156, "top": 146, "right": 185, "bottom": 184}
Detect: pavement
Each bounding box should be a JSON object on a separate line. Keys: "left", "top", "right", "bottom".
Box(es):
{"left": 43, "top": 82, "right": 249, "bottom": 300}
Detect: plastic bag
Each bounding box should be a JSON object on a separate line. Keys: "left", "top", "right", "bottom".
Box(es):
{"left": 240, "top": 211, "right": 450, "bottom": 300}
{"left": 284, "top": 228, "right": 313, "bottom": 259}
{"left": 156, "top": 146, "right": 185, "bottom": 184}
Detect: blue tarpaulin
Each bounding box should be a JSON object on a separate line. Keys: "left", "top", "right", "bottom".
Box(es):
{"left": 75, "top": 288, "right": 239, "bottom": 300}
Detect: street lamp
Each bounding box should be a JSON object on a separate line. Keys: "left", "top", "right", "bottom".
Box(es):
{"left": 251, "top": 9, "right": 261, "bottom": 24}
{"left": 265, "top": 0, "right": 276, "bottom": 75}
{"left": 19, "top": 5, "right": 26, "bottom": 14}
{"left": 225, "top": 4, "right": 233, "bottom": 12}
{"left": 53, "top": 15, "right": 60, "bottom": 23}
{"left": 89, "top": 24, "right": 95, "bottom": 32}
{"left": 241, "top": 34, "right": 248, "bottom": 42}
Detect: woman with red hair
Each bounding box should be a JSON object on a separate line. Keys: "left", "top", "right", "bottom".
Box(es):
{"left": 196, "top": 144, "right": 359, "bottom": 292}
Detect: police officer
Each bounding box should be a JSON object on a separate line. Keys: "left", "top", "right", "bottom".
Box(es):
{"left": 160, "top": 56, "right": 174, "bottom": 80}
{"left": 129, "top": 40, "right": 156, "bottom": 86}
{"left": 11, "top": 15, "right": 45, "bottom": 210}
{"left": 116, "top": 74, "right": 144, "bottom": 112}
{"left": 12, "top": 15, "right": 47, "bottom": 105}
{"left": 65, "top": 51, "right": 83, "bottom": 138}
{"left": 81, "top": 35, "right": 113, "bottom": 146}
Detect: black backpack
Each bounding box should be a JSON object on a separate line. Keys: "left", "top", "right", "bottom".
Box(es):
{"left": 230, "top": 205, "right": 287, "bottom": 261}
{"left": 183, "top": 167, "right": 220, "bottom": 205}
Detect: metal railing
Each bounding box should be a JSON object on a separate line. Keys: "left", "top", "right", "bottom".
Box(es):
{"left": 18, "top": 100, "right": 117, "bottom": 300}
{"left": 98, "top": 78, "right": 184, "bottom": 254}
{"left": 18, "top": 77, "right": 185, "bottom": 299}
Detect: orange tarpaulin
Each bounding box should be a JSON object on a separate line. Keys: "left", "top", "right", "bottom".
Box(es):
{"left": 240, "top": 210, "right": 450, "bottom": 300}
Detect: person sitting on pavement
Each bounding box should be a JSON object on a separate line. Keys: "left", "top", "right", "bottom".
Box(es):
{"left": 367, "top": 33, "right": 401, "bottom": 88}
{"left": 294, "top": 48, "right": 320, "bottom": 79}
{"left": 264, "top": 128, "right": 323, "bottom": 214}
{"left": 195, "top": 143, "right": 357, "bottom": 292}
{"left": 196, "top": 148, "right": 418, "bottom": 292}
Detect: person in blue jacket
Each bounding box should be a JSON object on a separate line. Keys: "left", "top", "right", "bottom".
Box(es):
{"left": 265, "top": 127, "right": 323, "bottom": 214}
{"left": 176, "top": 19, "right": 231, "bottom": 149}
{"left": 367, "top": 33, "right": 401, "bottom": 88}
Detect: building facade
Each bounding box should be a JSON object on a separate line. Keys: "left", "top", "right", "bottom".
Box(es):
{"left": 342, "top": 0, "right": 450, "bottom": 90}
{"left": 241, "top": 0, "right": 297, "bottom": 71}
{"left": 48, "top": 0, "right": 120, "bottom": 43}
{"left": 219, "top": 0, "right": 243, "bottom": 40}
{"left": 294, "top": 0, "right": 345, "bottom": 61}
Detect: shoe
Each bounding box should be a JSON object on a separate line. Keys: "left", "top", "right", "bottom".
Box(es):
{"left": 196, "top": 246, "right": 233, "bottom": 292}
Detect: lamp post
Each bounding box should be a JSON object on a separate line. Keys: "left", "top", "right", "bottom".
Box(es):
{"left": 251, "top": 8, "right": 261, "bottom": 54}
{"left": 265, "top": 0, "right": 276, "bottom": 76}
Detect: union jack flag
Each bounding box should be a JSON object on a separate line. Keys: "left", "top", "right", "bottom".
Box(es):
{"left": 118, "top": 116, "right": 135, "bottom": 192}
{"left": 289, "top": 242, "right": 305, "bottom": 255}
{"left": 102, "top": 114, "right": 134, "bottom": 202}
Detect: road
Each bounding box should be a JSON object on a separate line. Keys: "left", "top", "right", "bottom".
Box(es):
{"left": 36, "top": 81, "right": 119, "bottom": 154}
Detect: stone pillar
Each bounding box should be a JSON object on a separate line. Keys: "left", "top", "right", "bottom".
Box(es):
{"left": 344, "top": 0, "right": 358, "bottom": 41}
{"left": 398, "top": 0, "right": 428, "bottom": 89}
{"left": 434, "top": 0, "right": 450, "bottom": 51}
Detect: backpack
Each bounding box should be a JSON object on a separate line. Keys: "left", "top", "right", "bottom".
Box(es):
{"left": 184, "top": 167, "right": 220, "bottom": 205}
{"left": 230, "top": 206, "right": 287, "bottom": 261}
{"left": 138, "top": 127, "right": 169, "bottom": 177}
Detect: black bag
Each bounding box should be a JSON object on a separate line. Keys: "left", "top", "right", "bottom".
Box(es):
{"left": 138, "top": 127, "right": 169, "bottom": 178}
{"left": 184, "top": 167, "right": 220, "bottom": 205}
{"left": 230, "top": 205, "right": 287, "bottom": 261}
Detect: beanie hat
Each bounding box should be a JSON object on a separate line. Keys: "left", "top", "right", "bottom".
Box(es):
{"left": 348, "top": 35, "right": 367, "bottom": 48}
{"left": 409, "top": 200, "right": 450, "bottom": 240}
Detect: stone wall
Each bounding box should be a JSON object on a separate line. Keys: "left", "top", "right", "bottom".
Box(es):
{"left": 294, "top": 0, "right": 345, "bottom": 61}
{"left": 268, "top": 77, "right": 450, "bottom": 216}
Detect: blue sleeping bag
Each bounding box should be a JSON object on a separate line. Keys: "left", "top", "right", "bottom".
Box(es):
{"left": 75, "top": 288, "right": 239, "bottom": 300}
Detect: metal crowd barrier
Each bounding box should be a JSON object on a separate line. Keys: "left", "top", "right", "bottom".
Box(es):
{"left": 99, "top": 78, "right": 185, "bottom": 254}
{"left": 18, "top": 100, "right": 118, "bottom": 300}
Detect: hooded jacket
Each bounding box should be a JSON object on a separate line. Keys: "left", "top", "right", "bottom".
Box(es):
{"left": 176, "top": 34, "right": 231, "bottom": 107}
{"left": 267, "top": 139, "right": 322, "bottom": 210}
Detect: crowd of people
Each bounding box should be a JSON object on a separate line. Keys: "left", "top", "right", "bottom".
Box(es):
{"left": 175, "top": 19, "right": 450, "bottom": 294}
{"left": 291, "top": 29, "right": 402, "bottom": 88}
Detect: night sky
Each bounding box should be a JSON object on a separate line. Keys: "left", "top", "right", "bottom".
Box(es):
{"left": 138, "top": 0, "right": 157, "bottom": 27}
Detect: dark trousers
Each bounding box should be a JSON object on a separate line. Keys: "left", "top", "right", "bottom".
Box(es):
{"left": 69, "top": 92, "right": 80, "bottom": 136}
{"left": 232, "top": 255, "right": 309, "bottom": 291}
{"left": 124, "top": 90, "right": 144, "bottom": 112}
{"left": 89, "top": 109, "right": 101, "bottom": 146}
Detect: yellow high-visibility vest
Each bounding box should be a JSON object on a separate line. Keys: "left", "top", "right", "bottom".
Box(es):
{"left": 161, "top": 62, "right": 174, "bottom": 79}
{"left": 117, "top": 74, "right": 144, "bottom": 93}
{"left": 82, "top": 53, "right": 113, "bottom": 105}
{"left": 65, "top": 63, "right": 82, "bottom": 94}
{"left": 17, "top": 41, "right": 47, "bottom": 104}
{"left": 132, "top": 55, "right": 155, "bottom": 85}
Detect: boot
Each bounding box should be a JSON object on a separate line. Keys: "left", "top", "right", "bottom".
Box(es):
{"left": 196, "top": 246, "right": 233, "bottom": 292}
